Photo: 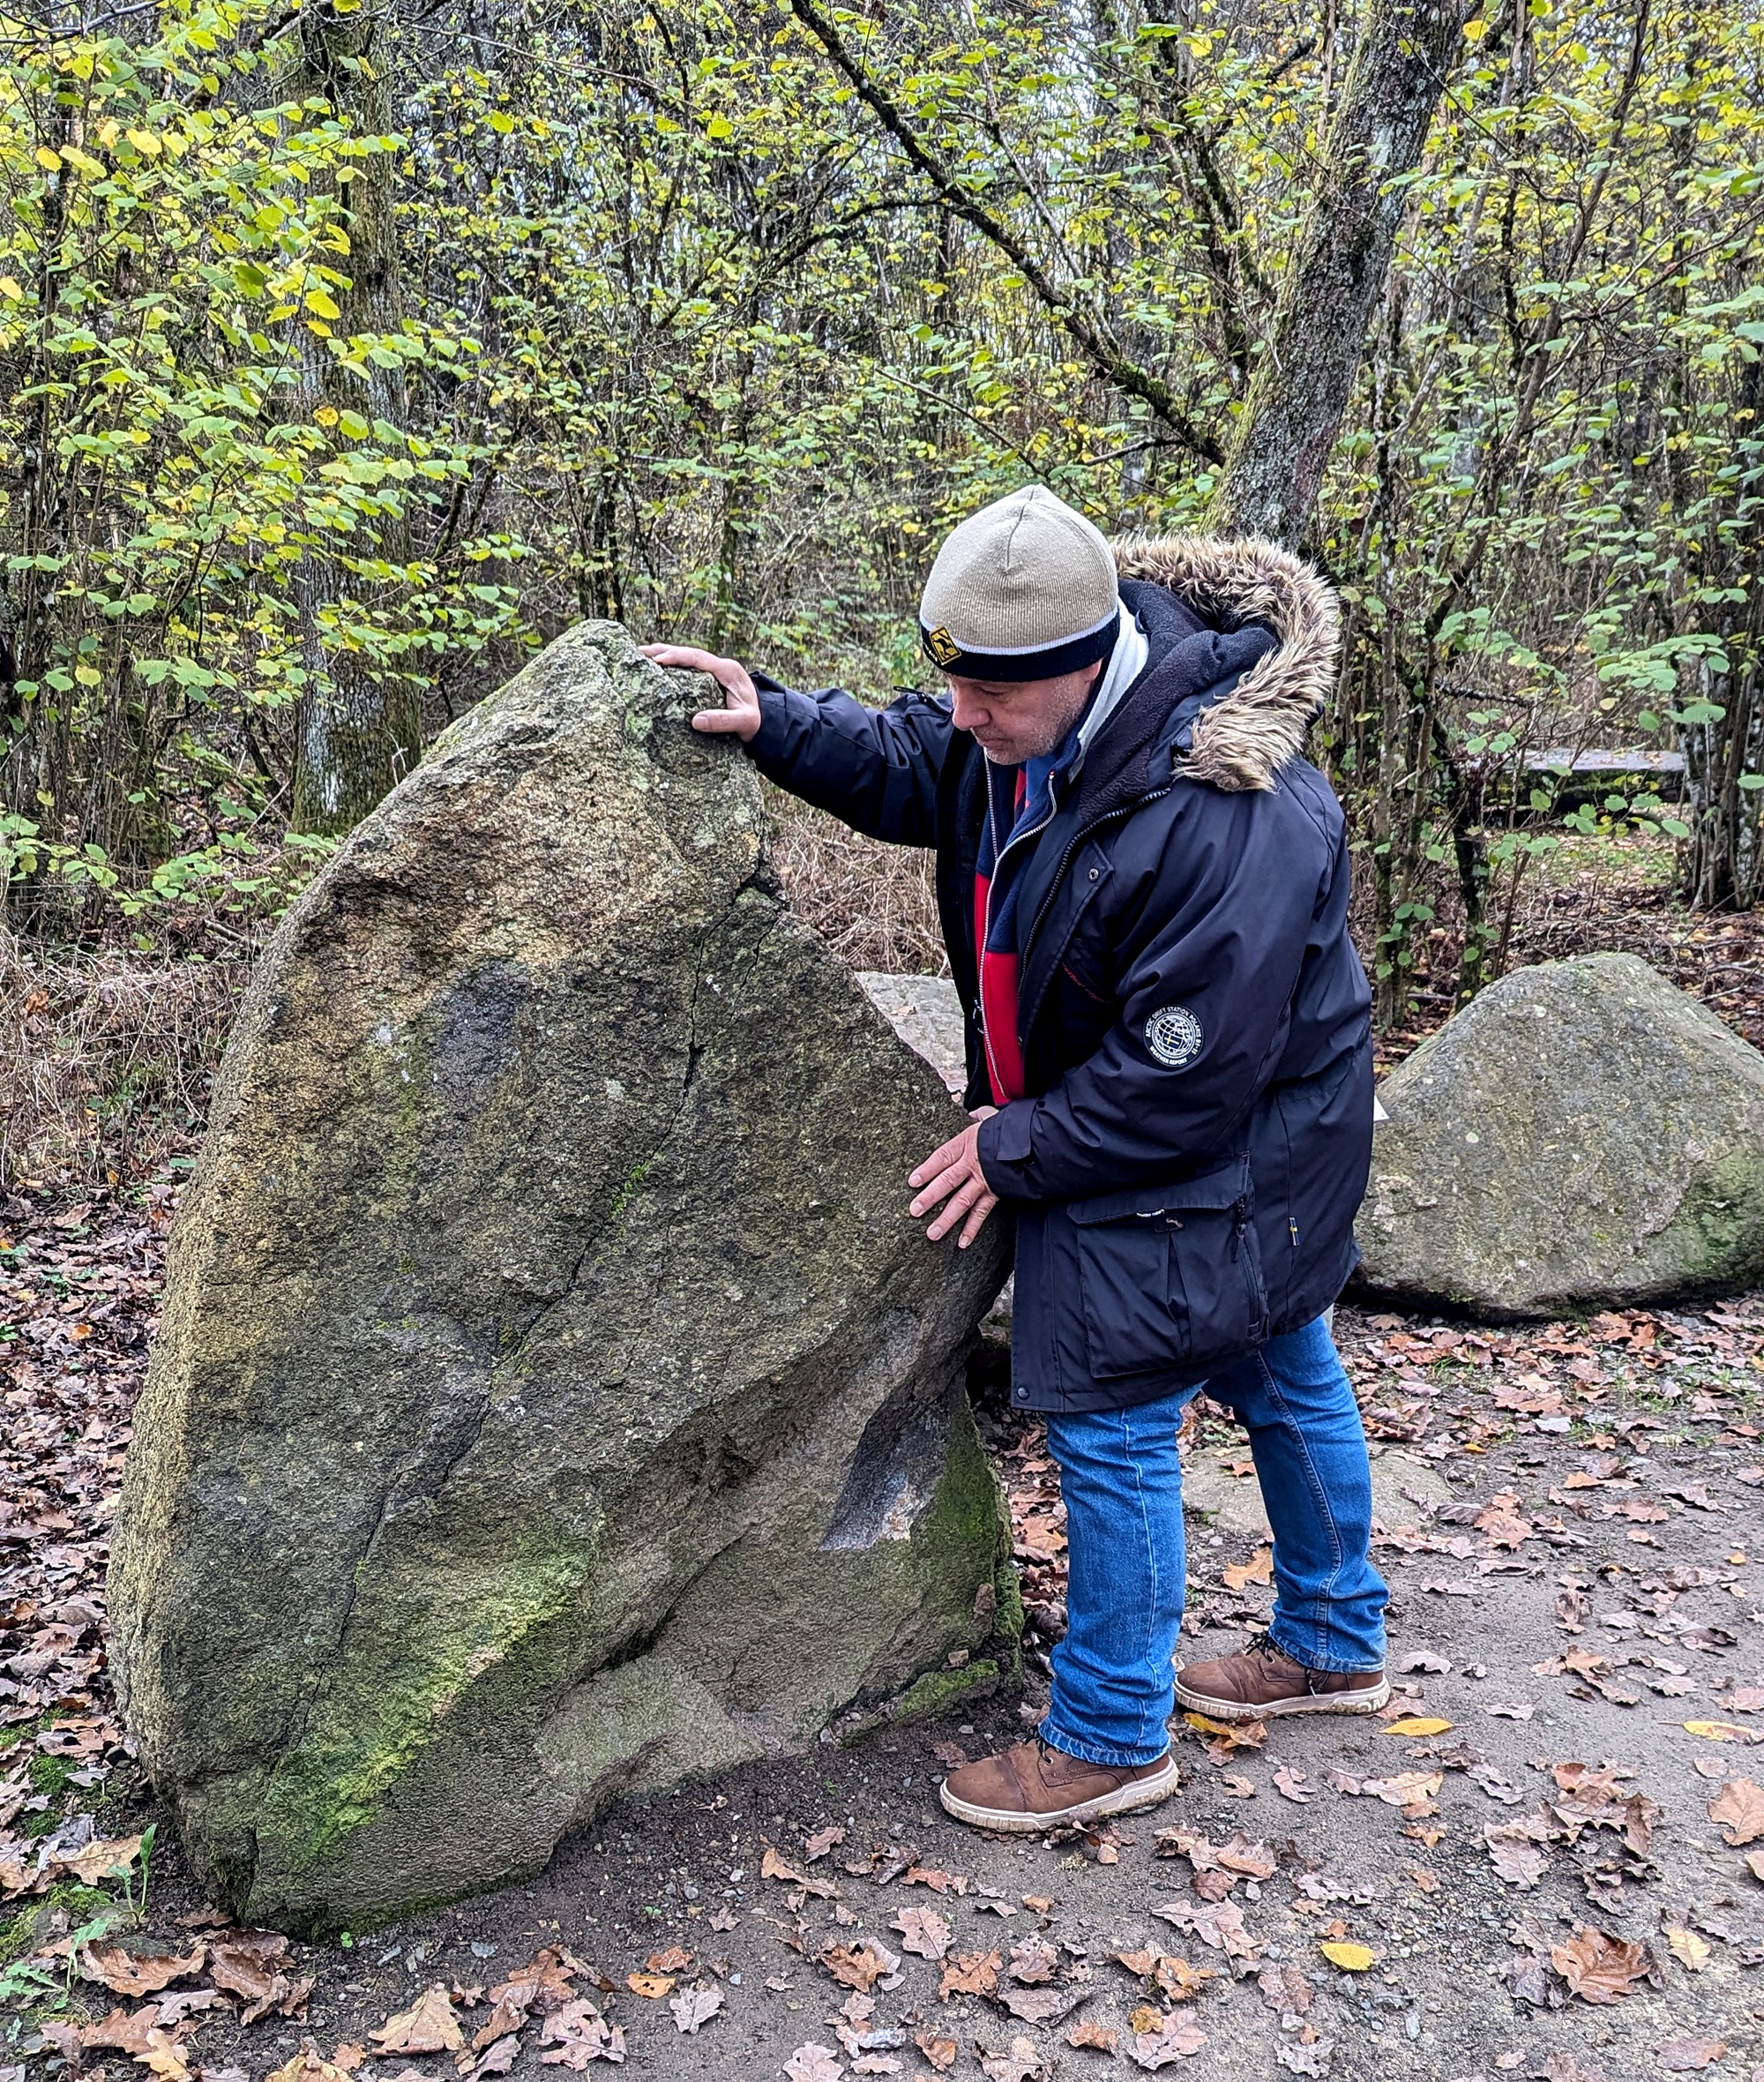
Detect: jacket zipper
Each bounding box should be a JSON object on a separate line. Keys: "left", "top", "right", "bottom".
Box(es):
{"left": 1016, "top": 783, "right": 1173, "bottom": 1040}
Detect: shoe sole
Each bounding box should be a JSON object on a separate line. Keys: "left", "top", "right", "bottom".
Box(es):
{"left": 938, "top": 1755, "right": 1180, "bottom": 1835}
{"left": 1175, "top": 1674, "right": 1392, "bottom": 1720}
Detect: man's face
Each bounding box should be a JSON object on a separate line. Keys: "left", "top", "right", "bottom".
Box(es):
{"left": 943, "top": 662, "right": 1102, "bottom": 765}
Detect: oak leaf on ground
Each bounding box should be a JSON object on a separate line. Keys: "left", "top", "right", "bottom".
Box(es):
{"left": 890, "top": 1906, "right": 952, "bottom": 1961}
{"left": 1548, "top": 1926, "right": 1652, "bottom": 2005}
{"left": 977, "top": 2037, "right": 1043, "bottom": 2082}
{"left": 79, "top": 1944, "right": 206, "bottom": 1997}
{"left": 1128, "top": 2015, "right": 1207, "bottom": 2068}
{"left": 372, "top": 1986, "right": 465, "bottom": 2056}
{"left": 537, "top": 1999, "right": 624, "bottom": 2068}
{"left": 818, "top": 1940, "right": 899, "bottom": 1992}
{"left": 669, "top": 1983, "right": 722, "bottom": 2034}
{"left": 939, "top": 1949, "right": 1002, "bottom": 2000}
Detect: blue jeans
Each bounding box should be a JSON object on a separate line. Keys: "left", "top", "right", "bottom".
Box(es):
{"left": 1038, "top": 1315, "right": 1389, "bottom": 1767}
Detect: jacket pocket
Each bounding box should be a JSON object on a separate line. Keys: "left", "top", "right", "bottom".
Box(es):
{"left": 1069, "top": 1158, "right": 1269, "bottom": 1382}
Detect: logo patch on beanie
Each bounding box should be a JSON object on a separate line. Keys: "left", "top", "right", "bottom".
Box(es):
{"left": 923, "top": 625, "right": 962, "bottom": 668}
{"left": 1145, "top": 1005, "right": 1203, "bottom": 1068}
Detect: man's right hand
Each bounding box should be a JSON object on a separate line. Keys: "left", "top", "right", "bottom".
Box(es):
{"left": 640, "top": 644, "right": 762, "bottom": 742}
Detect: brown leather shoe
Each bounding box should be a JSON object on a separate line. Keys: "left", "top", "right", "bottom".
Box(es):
{"left": 938, "top": 1737, "right": 1178, "bottom": 1833}
{"left": 1176, "top": 1631, "right": 1391, "bottom": 1721}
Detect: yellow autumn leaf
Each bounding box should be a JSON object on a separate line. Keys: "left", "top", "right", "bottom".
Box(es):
{"left": 34, "top": 146, "right": 62, "bottom": 171}
{"left": 306, "top": 288, "right": 342, "bottom": 320}
{"left": 1183, "top": 1711, "right": 1239, "bottom": 1738}
{"left": 1319, "top": 1942, "right": 1375, "bottom": 1973}
{"left": 0, "top": 278, "right": 22, "bottom": 301}
{"left": 1380, "top": 1717, "right": 1454, "bottom": 1737}
{"left": 1683, "top": 1720, "right": 1753, "bottom": 1743}
{"left": 126, "top": 128, "right": 162, "bottom": 156}
{"left": 1462, "top": 15, "right": 1489, "bottom": 37}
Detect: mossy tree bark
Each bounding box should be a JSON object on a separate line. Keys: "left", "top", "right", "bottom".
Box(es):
{"left": 1208, "top": 0, "right": 1465, "bottom": 550}
{"left": 288, "top": 0, "right": 422, "bottom": 836}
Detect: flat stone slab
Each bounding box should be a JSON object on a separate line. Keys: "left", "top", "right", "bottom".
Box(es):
{"left": 1182, "top": 1444, "right": 1452, "bottom": 1539}
{"left": 857, "top": 971, "right": 967, "bottom": 1095}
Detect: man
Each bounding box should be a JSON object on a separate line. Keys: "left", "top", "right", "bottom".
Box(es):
{"left": 642, "top": 484, "right": 1387, "bottom": 1833}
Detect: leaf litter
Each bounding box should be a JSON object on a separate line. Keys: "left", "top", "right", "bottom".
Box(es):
{"left": 15, "top": 1191, "right": 1764, "bottom": 2076}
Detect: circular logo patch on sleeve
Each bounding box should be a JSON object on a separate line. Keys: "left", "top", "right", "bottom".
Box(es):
{"left": 1145, "top": 1005, "right": 1203, "bottom": 1068}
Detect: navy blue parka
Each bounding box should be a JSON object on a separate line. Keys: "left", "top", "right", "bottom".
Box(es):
{"left": 747, "top": 535, "right": 1374, "bottom": 1415}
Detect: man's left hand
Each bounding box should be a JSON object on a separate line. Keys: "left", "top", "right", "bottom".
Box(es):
{"left": 909, "top": 1120, "right": 999, "bottom": 1248}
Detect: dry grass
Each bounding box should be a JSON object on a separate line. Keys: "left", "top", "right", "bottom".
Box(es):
{"left": 766, "top": 790, "right": 946, "bottom": 976}
{"left": 0, "top": 928, "right": 250, "bottom": 1188}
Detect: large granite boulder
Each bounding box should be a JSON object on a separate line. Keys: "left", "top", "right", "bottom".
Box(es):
{"left": 108, "top": 624, "right": 1014, "bottom": 1935}
{"left": 1357, "top": 953, "right": 1764, "bottom": 1316}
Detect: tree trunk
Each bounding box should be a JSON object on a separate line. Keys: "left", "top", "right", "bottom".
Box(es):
{"left": 1208, "top": 0, "right": 1463, "bottom": 549}
{"left": 288, "top": 0, "right": 422, "bottom": 836}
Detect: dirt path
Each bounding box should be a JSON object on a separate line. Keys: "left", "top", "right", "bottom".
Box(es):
{"left": 3, "top": 1180, "right": 1761, "bottom": 2082}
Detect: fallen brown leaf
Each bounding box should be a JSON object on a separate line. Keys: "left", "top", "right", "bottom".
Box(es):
{"left": 1549, "top": 1926, "right": 1652, "bottom": 2005}
{"left": 1708, "top": 1776, "right": 1764, "bottom": 1846}
{"left": 916, "top": 2032, "right": 958, "bottom": 2072}
{"left": 818, "top": 1939, "right": 899, "bottom": 1992}
{"left": 371, "top": 1986, "right": 464, "bottom": 2056}
{"left": 1222, "top": 1547, "right": 1273, "bottom": 1591}
{"left": 1663, "top": 1922, "right": 1711, "bottom": 1972}
{"left": 1129, "top": 2014, "right": 1207, "bottom": 2068}
{"left": 1361, "top": 1771, "right": 1443, "bottom": 1813}
{"left": 1256, "top": 1960, "right": 1312, "bottom": 2015}
{"left": 266, "top": 2047, "right": 354, "bottom": 2082}
{"left": 762, "top": 1846, "right": 836, "bottom": 1900}
{"left": 891, "top": 1906, "right": 953, "bottom": 1960}
{"left": 205, "top": 1931, "right": 292, "bottom": 2003}
{"left": 669, "top": 1983, "right": 721, "bottom": 2034}
{"left": 537, "top": 1998, "right": 624, "bottom": 2068}
{"left": 1066, "top": 2019, "right": 1118, "bottom": 2053}
{"left": 78, "top": 1944, "right": 207, "bottom": 1998}
{"left": 79, "top": 2007, "right": 161, "bottom": 2056}
{"left": 1655, "top": 2039, "right": 1727, "bottom": 2073}
{"left": 1006, "top": 1936, "right": 1058, "bottom": 1984}
{"left": 1484, "top": 1824, "right": 1548, "bottom": 1889}
{"left": 978, "top": 2036, "right": 1043, "bottom": 2082}
{"left": 1181, "top": 1711, "right": 1265, "bottom": 1751}
{"left": 939, "top": 1948, "right": 1002, "bottom": 2000}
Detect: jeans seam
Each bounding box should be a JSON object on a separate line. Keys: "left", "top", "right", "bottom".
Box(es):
{"left": 1123, "top": 1404, "right": 1162, "bottom": 1758}
{"left": 1255, "top": 1350, "right": 1346, "bottom": 1669}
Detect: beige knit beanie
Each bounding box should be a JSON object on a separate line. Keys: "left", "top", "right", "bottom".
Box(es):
{"left": 919, "top": 484, "right": 1120, "bottom": 681}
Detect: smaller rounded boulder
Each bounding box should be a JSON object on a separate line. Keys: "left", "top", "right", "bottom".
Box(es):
{"left": 1356, "top": 952, "right": 1764, "bottom": 1318}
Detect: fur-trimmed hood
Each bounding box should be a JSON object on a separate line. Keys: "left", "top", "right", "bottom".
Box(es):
{"left": 1111, "top": 534, "right": 1340, "bottom": 792}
